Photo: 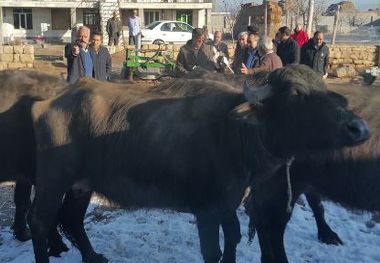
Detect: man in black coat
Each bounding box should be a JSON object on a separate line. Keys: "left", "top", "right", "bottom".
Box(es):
{"left": 301, "top": 31, "right": 329, "bottom": 79}
{"left": 90, "top": 31, "right": 112, "bottom": 81}
{"left": 276, "top": 26, "right": 300, "bottom": 65}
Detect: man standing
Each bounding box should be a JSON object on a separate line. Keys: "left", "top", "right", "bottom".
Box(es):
{"left": 241, "top": 37, "right": 283, "bottom": 75}
{"left": 91, "top": 31, "right": 112, "bottom": 81}
{"left": 277, "top": 26, "right": 300, "bottom": 65}
{"left": 212, "top": 31, "right": 229, "bottom": 59}
{"left": 65, "top": 26, "right": 94, "bottom": 84}
{"left": 128, "top": 10, "right": 141, "bottom": 48}
{"left": 175, "top": 28, "right": 216, "bottom": 77}
{"left": 106, "top": 11, "right": 122, "bottom": 46}
{"left": 291, "top": 24, "right": 309, "bottom": 48}
{"left": 301, "top": 31, "right": 329, "bottom": 79}
{"left": 232, "top": 31, "right": 249, "bottom": 74}
{"left": 241, "top": 33, "right": 260, "bottom": 74}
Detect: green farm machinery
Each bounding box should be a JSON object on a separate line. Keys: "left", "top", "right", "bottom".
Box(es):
{"left": 122, "top": 48, "right": 176, "bottom": 81}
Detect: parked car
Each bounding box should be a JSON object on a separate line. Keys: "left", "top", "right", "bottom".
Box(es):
{"left": 141, "top": 20, "right": 213, "bottom": 45}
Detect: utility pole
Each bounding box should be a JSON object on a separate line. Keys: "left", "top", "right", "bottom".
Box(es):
{"left": 0, "top": 7, "right": 3, "bottom": 46}
{"left": 306, "top": 0, "right": 314, "bottom": 36}
{"left": 264, "top": 0, "right": 268, "bottom": 37}
{"left": 331, "top": 5, "right": 341, "bottom": 44}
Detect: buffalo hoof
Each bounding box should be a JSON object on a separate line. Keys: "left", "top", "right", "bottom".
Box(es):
{"left": 318, "top": 228, "right": 343, "bottom": 245}
{"left": 85, "top": 253, "right": 108, "bottom": 263}
{"left": 48, "top": 241, "right": 69, "bottom": 257}
{"left": 13, "top": 227, "right": 31, "bottom": 242}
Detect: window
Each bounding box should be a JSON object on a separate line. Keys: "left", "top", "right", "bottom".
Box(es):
{"left": 13, "top": 8, "right": 33, "bottom": 29}
{"left": 145, "top": 21, "right": 161, "bottom": 30}
{"left": 161, "top": 22, "right": 175, "bottom": 32}
{"left": 175, "top": 22, "right": 193, "bottom": 32}
{"left": 144, "top": 11, "right": 160, "bottom": 26}
{"left": 51, "top": 9, "right": 70, "bottom": 30}
{"left": 83, "top": 9, "right": 100, "bottom": 32}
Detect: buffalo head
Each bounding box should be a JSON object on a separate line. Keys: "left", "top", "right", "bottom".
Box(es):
{"left": 236, "top": 65, "right": 370, "bottom": 158}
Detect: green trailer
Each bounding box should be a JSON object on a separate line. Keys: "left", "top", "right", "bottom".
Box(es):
{"left": 122, "top": 48, "right": 176, "bottom": 80}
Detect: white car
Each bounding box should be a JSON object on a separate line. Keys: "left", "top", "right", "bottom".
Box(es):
{"left": 141, "top": 20, "right": 213, "bottom": 45}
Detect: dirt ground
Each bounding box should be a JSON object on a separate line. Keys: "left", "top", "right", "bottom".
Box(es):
{"left": 0, "top": 44, "right": 379, "bottom": 231}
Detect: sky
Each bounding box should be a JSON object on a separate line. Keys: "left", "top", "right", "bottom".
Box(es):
{"left": 215, "top": 0, "right": 380, "bottom": 12}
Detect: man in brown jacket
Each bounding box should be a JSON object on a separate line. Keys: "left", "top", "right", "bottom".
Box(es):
{"left": 241, "top": 36, "right": 283, "bottom": 75}
{"left": 176, "top": 28, "right": 217, "bottom": 77}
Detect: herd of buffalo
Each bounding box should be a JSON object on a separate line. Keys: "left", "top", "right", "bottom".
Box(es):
{"left": 0, "top": 65, "right": 379, "bottom": 263}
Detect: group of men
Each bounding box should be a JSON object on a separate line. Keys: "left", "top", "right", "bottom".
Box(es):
{"left": 176, "top": 24, "right": 329, "bottom": 79}
{"left": 65, "top": 21, "right": 329, "bottom": 84}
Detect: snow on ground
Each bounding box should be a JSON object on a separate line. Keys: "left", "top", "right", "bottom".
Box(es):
{"left": 1, "top": 197, "right": 380, "bottom": 263}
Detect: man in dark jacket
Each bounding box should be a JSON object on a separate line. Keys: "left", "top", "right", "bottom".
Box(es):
{"left": 91, "top": 31, "right": 112, "bottom": 81}
{"left": 106, "top": 11, "right": 122, "bottom": 46}
{"left": 277, "top": 26, "right": 300, "bottom": 65}
{"left": 301, "top": 31, "right": 329, "bottom": 79}
{"left": 176, "top": 28, "right": 217, "bottom": 77}
{"left": 65, "top": 26, "right": 94, "bottom": 84}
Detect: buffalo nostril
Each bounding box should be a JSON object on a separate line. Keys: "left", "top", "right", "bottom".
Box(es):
{"left": 346, "top": 119, "right": 370, "bottom": 142}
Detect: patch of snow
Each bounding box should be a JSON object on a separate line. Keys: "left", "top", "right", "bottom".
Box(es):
{"left": 1, "top": 199, "right": 380, "bottom": 262}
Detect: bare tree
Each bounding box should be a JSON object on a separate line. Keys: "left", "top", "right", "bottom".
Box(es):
{"left": 222, "top": 0, "right": 244, "bottom": 43}
{"left": 282, "top": 0, "right": 326, "bottom": 32}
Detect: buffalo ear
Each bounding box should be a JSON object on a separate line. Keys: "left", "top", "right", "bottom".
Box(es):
{"left": 230, "top": 102, "right": 260, "bottom": 125}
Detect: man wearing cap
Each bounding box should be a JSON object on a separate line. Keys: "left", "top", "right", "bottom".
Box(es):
{"left": 176, "top": 28, "right": 217, "bottom": 77}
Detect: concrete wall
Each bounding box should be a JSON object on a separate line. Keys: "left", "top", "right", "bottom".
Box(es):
{"left": 0, "top": 44, "right": 34, "bottom": 70}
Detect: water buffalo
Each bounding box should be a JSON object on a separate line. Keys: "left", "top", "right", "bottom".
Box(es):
{"left": 0, "top": 70, "right": 65, "bottom": 242}
{"left": 245, "top": 84, "right": 380, "bottom": 262}
{"left": 28, "top": 65, "right": 369, "bottom": 263}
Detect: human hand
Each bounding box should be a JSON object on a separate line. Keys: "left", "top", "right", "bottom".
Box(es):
{"left": 323, "top": 73, "right": 328, "bottom": 79}
{"left": 241, "top": 63, "right": 248, "bottom": 75}
{"left": 72, "top": 45, "right": 80, "bottom": 56}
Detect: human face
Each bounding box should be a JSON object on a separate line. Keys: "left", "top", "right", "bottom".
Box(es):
{"left": 192, "top": 35, "right": 204, "bottom": 49}
{"left": 296, "top": 25, "right": 302, "bottom": 32}
{"left": 239, "top": 35, "right": 248, "bottom": 48}
{"left": 133, "top": 10, "right": 137, "bottom": 17}
{"left": 314, "top": 33, "right": 324, "bottom": 46}
{"left": 92, "top": 34, "right": 102, "bottom": 49}
{"left": 214, "top": 32, "right": 222, "bottom": 45}
{"left": 79, "top": 29, "right": 90, "bottom": 46}
{"left": 248, "top": 34, "right": 258, "bottom": 49}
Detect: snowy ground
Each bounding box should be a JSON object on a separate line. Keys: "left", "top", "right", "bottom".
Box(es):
{"left": 0, "top": 195, "right": 380, "bottom": 263}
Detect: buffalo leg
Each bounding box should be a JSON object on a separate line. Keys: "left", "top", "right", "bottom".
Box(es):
{"left": 251, "top": 170, "right": 298, "bottom": 263}
{"left": 29, "top": 184, "right": 68, "bottom": 263}
{"left": 305, "top": 193, "right": 343, "bottom": 245}
{"left": 47, "top": 222, "right": 69, "bottom": 257}
{"left": 12, "top": 178, "right": 32, "bottom": 241}
{"left": 196, "top": 210, "right": 222, "bottom": 263}
{"left": 220, "top": 211, "right": 241, "bottom": 263}
{"left": 60, "top": 188, "right": 108, "bottom": 263}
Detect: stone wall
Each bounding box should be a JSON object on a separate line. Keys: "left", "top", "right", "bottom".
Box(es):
{"left": 0, "top": 45, "right": 35, "bottom": 70}
{"left": 329, "top": 44, "right": 379, "bottom": 77}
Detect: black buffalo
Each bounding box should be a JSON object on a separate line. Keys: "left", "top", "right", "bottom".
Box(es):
{"left": 0, "top": 70, "right": 65, "bottom": 241}
{"left": 28, "top": 65, "right": 369, "bottom": 263}
{"left": 245, "top": 84, "right": 380, "bottom": 262}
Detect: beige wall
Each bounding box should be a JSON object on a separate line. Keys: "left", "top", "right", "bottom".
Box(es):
{"left": 3, "top": 8, "right": 72, "bottom": 41}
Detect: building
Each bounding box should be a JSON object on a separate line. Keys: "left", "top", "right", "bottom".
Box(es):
{"left": 0, "top": 0, "right": 213, "bottom": 44}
